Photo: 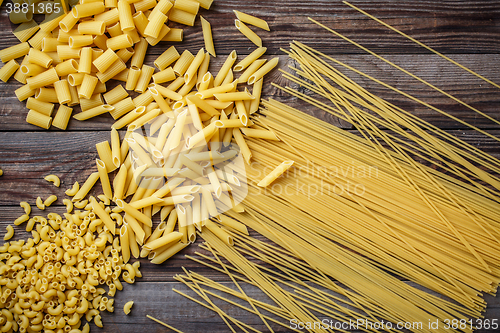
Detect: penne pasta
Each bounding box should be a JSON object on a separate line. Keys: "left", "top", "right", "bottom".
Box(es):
{"left": 213, "top": 50, "right": 237, "bottom": 87}
{"left": 233, "top": 10, "right": 270, "bottom": 31}
{"left": 73, "top": 104, "right": 114, "bottom": 120}
{"left": 200, "top": 16, "right": 215, "bottom": 57}
{"left": 235, "top": 20, "right": 262, "bottom": 47}
{"left": 233, "top": 47, "right": 266, "bottom": 72}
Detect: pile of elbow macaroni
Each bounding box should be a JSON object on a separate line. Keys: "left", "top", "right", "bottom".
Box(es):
{"left": 0, "top": 0, "right": 280, "bottom": 331}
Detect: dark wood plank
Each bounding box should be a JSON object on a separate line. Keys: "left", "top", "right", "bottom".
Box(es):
{"left": 1, "top": 54, "right": 500, "bottom": 131}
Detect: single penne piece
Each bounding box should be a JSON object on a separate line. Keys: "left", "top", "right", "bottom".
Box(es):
{"left": 167, "top": 76, "right": 185, "bottom": 91}
{"left": 197, "top": 52, "right": 210, "bottom": 87}
{"left": 111, "top": 128, "right": 121, "bottom": 167}
{"left": 129, "top": 196, "right": 163, "bottom": 210}
{"left": 118, "top": 0, "right": 135, "bottom": 31}
{"left": 213, "top": 51, "right": 237, "bottom": 87}
{"left": 240, "top": 127, "right": 279, "bottom": 141}
{"left": 149, "top": 242, "right": 188, "bottom": 264}
{"left": 106, "top": 34, "right": 134, "bottom": 51}
{"left": 176, "top": 205, "right": 188, "bottom": 243}
{"left": 149, "top": 86, "right": 172, "bottom": 114}
{"left": 233, "top": 47, "right": 267, "bottom": 72}
{"left": 232, "top": 127, "right": 251, "bottom": 164}
{"left": 95, "top": 7, "right": 120, "bottom": 26}
{"left": 72, "top": 172, "right": 99, "bottom": 202}
{"left": 184, "top": 48, "right": 205, "bottom": 84}
{"left": 73, "top": 104, "right": 113, "bottom": 120}
{"left": 69, "top": 35, "right": 94, "bottom": 49}
{"left": 154, "top": 46, "right": 180, "bottom": 70}
{"left": 234, "top": 100, "right": 248, "bottom": 125}
{"left": 128, "top": 220, "right": 140, "bottom": 258}
{"left": 186, "top": 95, "right": 220, "bottom": 117}
{"left": 235, "top": 20, "right": 262, "bottom": 47}
{"left": 52, "top": 105, "right": 73, "bottom": 130}
{"left": 26, "top": 67, "right": 59, "bottom": 90}
{"left": 257, "top": 160, "right": 294, "bottom": 187}
{"left": 154, "top": 84, "right": 183, "bottom": 101}
{"left": 143, "top": 231, "right": 182, "bottom": 251}
{"left": 213, "top": 91, "right": 255, "bottom": 102}
{"left": 249, "top": 77, "right": 263, "bottom": 114}
{"left": 96, "top": 59, "right": 127, "bottom": 83}
{"left": 199, "top": 16, "right": 215, "bottom": 57}
{"left": 120, "top": 225, "right": 131, "bottom": 263}
{"left": 116, "top": 199, "right": 152, "bottom": 227}
{"left": 233, "top": 10, "right": 270, "bottom": 31}
{"left": 113, "top": 164, "right": 128, "bottom": 199}
{"left": 187, "top": 122, "right": 217, "bottom": 149}
{"left": 96, "top": 158, "right": 113, "bottom": 200}
{"left": 247, "top": 57, "right": 279, "bottom": 84}
{"left": 221, "top": 69, "right": 234, "bottom": 86}
{"left": 123, "top": 214, "right": 145, "bottom": 245}
{"left": 214, "top": 118, "right": 245, "bottom": 128}
{"left": 204, "top": 220, "right": 234, "bottom": 246}
{"left": 112, "top": 106, "right": 145, "bottom": 129}
{"left": 26, "top": 110, "right": 52, "bottom": 129}
{"left": 27, "top": 48, "right": 53, "bottom": 68}
{"left": 128, "top": 108, "right": 160, "bottom": 130}
{"left": 96, "top": 140, "right": 117, "bottom": 172}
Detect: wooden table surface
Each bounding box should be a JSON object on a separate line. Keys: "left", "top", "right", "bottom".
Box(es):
{"left": 1, "top": 0, "right": 500, "bottom": 332}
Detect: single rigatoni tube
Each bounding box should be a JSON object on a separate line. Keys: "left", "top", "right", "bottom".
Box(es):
{"left": 96, "top": 59, "right": 126, "bottom": 83}
{"left": 28, "top": 48, "right": 53, "bottom": 68}
{"left": 169, "top": 8, "right": 196, "bottom": 26}
{"left": 173, "top": 50, "right": 194, "bottom": 76}
{"left": 26, "top": 68, "right": 59, "bottom": 89}
{"left": 134, "top": 0, "right": 156, "bottom": 12}
{"left": 14, "top": 55, "right": 29, "bottom": 84}
{"left": 29, "top": 30, "right": 51, "bottom": 50}
{"left": 104, "top": 84, "right": 129, "bottom": 104}
{"left": 132, "top": 10, "right": 149, "bottom": 36}
{"left": 97, "top": 158, "right": 113, "bottom": 199}
{"left": 73, "top": 2, "right": 106, "bottom": 18}
{"left": 21, "top": 63, "right": 44, "bottom": 78}
{"left": 0, "top": 60, "right": 20, "bottom": 82}
{"left": 110, "top": 97, "right": 136, "bottom": 119}
{"left": 69, "top": 35, "right": 94, "bottom": 48}
{"left": 248, "top": 57, "right": 279, "bottom": 84}
{"left": 95, "top": 7, "right": 120, "bottom": 26}
{"left": 235, "top": 19, "right": 262, "bottom": 47}
{"left": 93, "top": 48, "right": 119, "bottom": 73}
{"left": 126, "top": 66, "right": 141, "bottom": 91}
{"left": 144, "top": 11, "right": 168, "bottom": 39}
{"left": 0, "top": 42, "right": 30, "bottom": 63}
{"left": 79, "top": 74, "right": 99, "bottom": 99}
{"left": 78, "top": 47, "right": 93, "bottom": 74}
{"left": 52, "top": 105, "right": 73, "bottom": 130}
{"left": 15, "top": 84, "right": 36, "bottom": 101}
{"left": 154, "top": 46, "right": 180, "bottom": 70}
{"left": 54, "top": 80, "right": 72, "bottom": 104}
{"left": 78, "top": 20, "right": 106, "bottom": 35}
{"left": 134, "top": 65, "right": 154, "bottom": 93}
{"left": 152, "top": 68, "right": 174, "bottom": 85}
{"left": 94, "top": 34, "right": 109, "bottom": 50}
{"left": 39, "top": 11, "right": 64, "bottom": 32}
{"left": 233, "top": 47, "right": 267, "bottom": 72}
{"left": 13, "top": 20, "right": 39, "bottom": 43}
{"left": 118, "top": 0, "right": 135, "bottom": 31}
{"left": 42, "top": 38, "right": 62, "bottom": 53}
{"left": 116, "top": 47, "right": 135, "bottom": 63}
{"left": 57, "top": 45, "right": 81, "bottom": 60}
{"left": 59, "top": 11, "right": 79, "bottom": 32}
{"left": 73, "top": 104, "right": 114, "bottom": 120}
{"left": 162, "top": 28, "right": 184, "bottom": 42}
{"left": 35, "top": 87, "right": 59, "bottom": 103}
{"left": 214, "top": 50, "right": 237, "bottom": 86}
{"left": 96, "top": 140, "right": 116, "bottom": 172}
{"left": 107, "top": 34, "right": 134, "bottom": 50}
{"left": 26, "top": 110, "right": 52, "bottom": 129}
{"left": 68, "top": 84, "right": 80, "bottom": 106}
{"left": 68, "top": 72, "right": 85, "bottom": 86}
{"left": 80, "top": 93, "right": 104, "bottom": 111}
{"left": 55, "top": 59, "right": 79, "bottom": 76}
{"left": 105, "top": 0, "right": 118, "bottom": 8}
{"left": 26, "top": 97, "right": 55, "bottom": 116}
{"left": 131, "top": 38, "right": 148, "bottom": 68}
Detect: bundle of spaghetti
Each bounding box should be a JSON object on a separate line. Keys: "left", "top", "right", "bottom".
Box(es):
{"left": 165, "top": 99, "right": 500, "bottom": 327}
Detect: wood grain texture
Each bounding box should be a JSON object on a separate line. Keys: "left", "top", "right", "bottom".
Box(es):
{"left": 0, "top": 0, "right": 500, "bottom": 332}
